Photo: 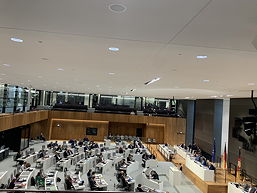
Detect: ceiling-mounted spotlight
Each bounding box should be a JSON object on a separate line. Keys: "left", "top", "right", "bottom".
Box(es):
{"left": 144, "top": 77, "right": 160, "bottom": 85}
{"left": 130, "top": 89, "right": 136, "bottom": 92}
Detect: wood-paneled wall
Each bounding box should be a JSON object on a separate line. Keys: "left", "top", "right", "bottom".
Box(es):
{"left": 109, "top": 122, "right": 145, "bottom": 137}
{"left": 0, "top": 110, "right": 186, "bottom": 145}
{"left": 0, "top": 110, "right": 49, "bottom": 132}
{"left": 50, "top": 119, "right": 109, "bottom": 141}
{"left": 144, "top": 123, "right": 164, "bottom": 143}
{"left": 30, "top": 120, "right": 49, "bottom": 139}
{"left": 48, "top": 111, "right": 186, "bottom": 145}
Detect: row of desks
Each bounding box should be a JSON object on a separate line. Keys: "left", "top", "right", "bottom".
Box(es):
{"left": 174, "top": 145, "right": 215, "bottom": 182}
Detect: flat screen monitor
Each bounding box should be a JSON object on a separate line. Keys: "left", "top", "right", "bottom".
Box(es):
{"left": 86, "top": 128, "right": 98, "bottom": 136}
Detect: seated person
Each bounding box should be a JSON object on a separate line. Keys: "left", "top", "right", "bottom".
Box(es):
{"left": 127, "top": 144, "right": 134, "bottom": 149}
{"left": 35, "top": 171, "right": 45, "bottom": 186}
{"left": 65, "top": 175, "right": 74, "bottom": 190}
{"left": 127, "top": 154, "right": 133, "bottom": 162}
{"left": 249, "top": 185, "right": 257, "bottom": 193}
{"left": 8, "top": 179, "right": 16, "bottom": 189}
{"left": 118, "top": 147, "right": 124, "bottom": 154}
{"left": 38, "top": 150, "right": 45, "bottom": 158}
{"left": 63, "top": 149, "right": 69, "bottom": 158}
{"left": 89, "top": 176, "right": 101, "bottom": 190}
{"left": 149, "top": 154, "right": 156, "bottom": 159}
{"left": 47, "top": 142, "right": 53, "bottom": 149}
{"left": 201, "top": 158, "right": 207, "bottom": 166}
{"left": 39, "top": 133, "right": 46, "bottom": 141}
{"left": 53, "top": 141, "right": 58, "bottom": 147}
{"left": 142, "top": 153, "right": 148, "bottom": 161}
{"left": 135, "top": 148, "right": 141, "bottom": 154}
{"left": 78, "top": 140, "right": 83, "bottom": 146}
{"left": 54, "top": 153, "right": 61, "bottom": 162}
{"left": 97, "top": 153, "right": 104, "bottom": 163}
{"left": 118, "top": 159, "right": 127, "bottom": 169}
{"left": 83, "top": 137, "right": 89, "bottom": 142}
{"left": 150, "top": 170, "right": 159, "bottom": 180}
{"left": 68, "top": 139, "right": 75, "bottom": 144}
{"left": 67, "top": 149, "right": 73, "bottom": 155}
{"left": 87, "top": 169, "right": 92, "bottom": 178}
{"left": 136, "top": 184, "right": 145, "bottom": 192}
{"left": 195, "top": 154, "right": 201, "bottom": 162}
{"left": 116, "top": 171, "right": 124, "bottom": 182}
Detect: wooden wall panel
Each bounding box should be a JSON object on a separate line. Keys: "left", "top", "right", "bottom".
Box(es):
{"left": 175, "top": 118, "right": 186, "bottom": 145}
{"left": 48, "top": 111, "right": 186, "bottom": 145}
{"left": 144, "top": 124, "right": 164, "bottom": 143}
{"left": 0, "top": 110, "right": 49, "bottom": 132}
{"left": 30, "top": 120, "right": 49, "bottom": 139}
{"left": 50, "top": 119, "right": 109, "bottom": 141}
{"left": 109, "top": 122, "right": 145, "bottom": 136}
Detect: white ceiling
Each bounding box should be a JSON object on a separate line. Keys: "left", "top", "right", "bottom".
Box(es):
{"left": 0, "top": 0, "right": 257, "bottom": 99}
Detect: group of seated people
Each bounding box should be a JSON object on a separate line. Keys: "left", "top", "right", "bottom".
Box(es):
{"left": 7, "top": 168, "right": 47, "bottom": 189}
{"left": 179, "top": 143, "right": 215, "bottom": 170}
{"left": 179, "top": 143, "right": 201, "bottom": 154}
{"left": 234, "top": 183, "right": 257, "bottom": 193}
{"left": 128, "top": 140, "right": 144, "bottom": 149}
{"left": 86, "top": 169, "right": 103, "bottom": 191}
{"left": 145, "top": 167, "right": 159, "bottom": 180}
{"left": 116, "top": 170, "right": 132, "bottom": 190}
{"left": 142, "top": 152, "right": 156, "bottom": 167}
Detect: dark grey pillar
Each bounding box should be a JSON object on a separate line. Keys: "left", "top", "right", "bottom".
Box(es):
{"left": 213, "top": 99, "right": 223, "bottom": 162}
{"left": 186, "top": 100, "right": 195, "bottom": 146}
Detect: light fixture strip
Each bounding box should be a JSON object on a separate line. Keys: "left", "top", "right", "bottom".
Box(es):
{"left": 144, "top": 77, "right": 160, "bottom": 85}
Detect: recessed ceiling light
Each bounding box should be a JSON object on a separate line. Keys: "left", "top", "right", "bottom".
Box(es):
{"left": 57, "top": 68, "right": 64, "bottom": 71}
{"left": 2, "top": 64, "right": 11, "bottom": 67}
{"left": 108, "top": 72, "right": 115, "bottom": 75}
{"left": 185, "top": 97, "right": 190, "bottom": 99}
{"left": 248, "top": 83, "right": 255, "bottom": 86}
{"left": 37, "top": 75, "right": 42, "bottom": 78}
{"left": 196, "top": 55, "right": 208, "bottom": 59}
{"left": 27, "top": 80, "right": 31, "bottom": 82}
{"left": 109, "top": 47, "right": 119, "bottom": 52}
{"left": 109, "top": 4, "right": 127, "bottom": 13}
{"left": 203, "top": 79, "right": 210, "bottom": 82}
{"left": 10, "top": 37, "right": 23, "bottom": 43}
{"left": 144, "top": 77, "right": 161, "bottom": 85}
{"left": 96, "top": 85, "right": 100, "bottom": 88}
{"left": 211, "top": 95, "right": 218, "bottom": 98}
{"left": 226, "top": 94, "right": 233, "bottom": 97}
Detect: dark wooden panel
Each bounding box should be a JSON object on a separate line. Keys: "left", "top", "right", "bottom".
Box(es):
{"left": 109, "top": 122, "right": 145, "bottom": 136}
{"left": 30, "top": 120, "right": 49, "bottom": 139}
